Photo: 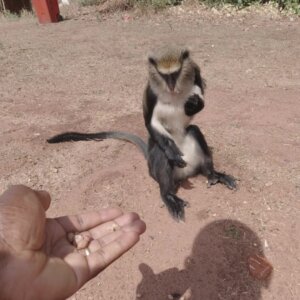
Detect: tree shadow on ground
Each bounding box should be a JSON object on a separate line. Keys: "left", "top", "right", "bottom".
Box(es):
{"left": 136, "top": 219, "right": 272, "bottom": 300}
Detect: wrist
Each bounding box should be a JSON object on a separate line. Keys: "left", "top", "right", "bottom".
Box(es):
{"left": 0, "top": 250, "right": 18, "bottom": 300}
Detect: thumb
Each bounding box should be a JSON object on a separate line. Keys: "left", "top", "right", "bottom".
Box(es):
{"left": 34, "top": 190, "right": 51, "bottom": 211}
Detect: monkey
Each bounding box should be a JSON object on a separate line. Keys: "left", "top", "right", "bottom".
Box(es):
{"left": 47, "top": 46, "right": 236, "bottom": 221}
{"left": 143, "top": 46, "right": 205, "bottom": 170}
{"left": 141, "top": 46, "right": 236, "bottom": 220}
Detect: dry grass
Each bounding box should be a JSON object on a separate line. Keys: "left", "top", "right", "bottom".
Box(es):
{"left": 97, "top": 0, "right": 133, "bottom": 13}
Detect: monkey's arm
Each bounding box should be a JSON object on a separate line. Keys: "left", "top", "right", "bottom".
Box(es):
{"left": 184, "top": 65, "right": 206, "bottom": 116}
{"left": 194, "top": 64, "right": 206, "bottom": 94}
{"left": 184, "top": 86, "right": 205, "bottom": 117}
{"left": 143, "top": 85, "right": 186, "bottom": 168}
{"left": 147, "top": 123, "right": 186, "bottom": 168}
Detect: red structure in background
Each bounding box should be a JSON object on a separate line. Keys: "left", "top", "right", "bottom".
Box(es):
{"left": 31, "top": 0, "right": 60, "bottom": 24}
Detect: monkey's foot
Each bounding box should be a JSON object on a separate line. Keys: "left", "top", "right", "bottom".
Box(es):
{"left": 163, "top": 194, "right": 189, "bottom": 221}
{"left": 207, "top": 172, "right": 237, "bottom": 190}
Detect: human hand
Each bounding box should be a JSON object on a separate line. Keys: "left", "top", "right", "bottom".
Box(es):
{"left": 0, "top": 185, "right": 146, "bottom": 300}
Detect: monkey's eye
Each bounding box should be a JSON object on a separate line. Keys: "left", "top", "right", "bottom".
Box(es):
{"left": 181, "top": 50, "right": 189, "bottom": 60}
{"left": 148, "top": 57, "right": 157, "bottom": 66}
{"left": 158, "top": 70, "right": 181, "bottom": 82}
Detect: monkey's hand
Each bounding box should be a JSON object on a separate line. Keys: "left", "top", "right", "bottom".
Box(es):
{"left": 165, "top": 139, "right": 187, "bottom": 168}
{"left": 184, "top": 94, "right": 204, "bottom": 117}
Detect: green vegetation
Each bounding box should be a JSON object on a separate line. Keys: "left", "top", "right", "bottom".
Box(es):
{"left": 0, "top": 8, "right": 34, "bottom": 19}
{"left": 77, "top": 0, "right": 300, "bottom": 14}
{"left": 1, "top": 11, "right": 19, "bottom": 19}
{"left": 78, "top": 0, "right": 182, "bottom": 10}
{"left": 134, "top": 0, "right": 182, "bottom": 10}
{"left": 201, "top": 0, "right": 299, "bottom": 14}
{"left": 283, "top": 0, "right": 300, "bottom": 14}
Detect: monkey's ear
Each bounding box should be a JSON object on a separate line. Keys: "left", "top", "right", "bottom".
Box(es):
{"left": 148, "top": 56, "right": 157, "bottom": 66}
{"left": 182, "top": 49, "right": 190, "bottom": 60}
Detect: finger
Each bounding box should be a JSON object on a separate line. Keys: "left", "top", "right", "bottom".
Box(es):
{"left": 86, "top": 231, "right": 141, "bottom": 278}
{"left": 88, "top": 212, "right": 141, "bottom": 240}
{"left": 2, "top": 185, "right": 51, "bottom": 211}
{"left": 63, "top": 232, "right": 141, "bottom": 288}
{"left": 0, "top": 185, "right": 48, "bottom": 250}
{"left": 56, "top": 208, "right": 123, "bottom": 232}
{"left": 53, "top": 212, "right": 145, "bottom": 258}
{"left": 34, "top": 190, "right": 51, "bottom": 211}
{"left": 65, "top": 214, "right": 145, "bottom": 250}
{"left": 2, "top": 185, "right": 36, "bottom": 203}
{"left": 87, "top": 219, "right": 146, "bottom": 253}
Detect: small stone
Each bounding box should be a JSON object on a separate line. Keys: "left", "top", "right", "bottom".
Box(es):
{"left": 264, "top": 239, "right": 269, "bottom": 249}
{"left": 73, "top": 233, "right": 92, "bottom": 249}
{"left": 180, "top": 287, "right": 192, "bottom": 300}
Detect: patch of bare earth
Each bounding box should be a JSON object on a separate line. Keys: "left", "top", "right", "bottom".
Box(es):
{"left": 0, "top": 5, "right": 299, "bottom": 300}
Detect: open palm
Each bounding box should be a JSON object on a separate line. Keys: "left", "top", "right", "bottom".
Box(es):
{"left": 0, "top": 185, "right": 146, "bottom": 300}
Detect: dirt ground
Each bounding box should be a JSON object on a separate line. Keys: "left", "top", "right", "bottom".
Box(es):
{"left": 0, "top": 4, "right": 299, "bottom": 300}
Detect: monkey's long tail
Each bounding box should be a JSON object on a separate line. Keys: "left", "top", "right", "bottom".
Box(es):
{"left": 47, "top": 131, "right": 148, "bottom": 159}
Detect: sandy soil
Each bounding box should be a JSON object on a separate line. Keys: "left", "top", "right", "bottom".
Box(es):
{"left": 0, "top": 4, "right": 299, "bottom": 300}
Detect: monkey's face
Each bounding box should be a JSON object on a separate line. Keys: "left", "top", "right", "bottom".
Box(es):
{"left": 148, "top": 48, "right": 195, "bottom": 96}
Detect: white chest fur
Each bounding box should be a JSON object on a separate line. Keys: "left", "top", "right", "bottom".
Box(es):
{"left": 152, "top": 101, "right": 190, "bottom": 140}
{"left": 150, "top": 85, "right": 205, "bottom": 180}
{"left": 151, "top": 85, "right": 202, "bottom": 141}
{"left": 174, "top": 133, "right": 205, "bottom": 180}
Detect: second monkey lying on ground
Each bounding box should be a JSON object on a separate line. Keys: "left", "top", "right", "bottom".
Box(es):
{"left": 48, "top": 46, "right": 236, "bottom": 221}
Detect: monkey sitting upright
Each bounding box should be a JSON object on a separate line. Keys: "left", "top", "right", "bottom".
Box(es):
{"left": 47, "top": 47, "right": 236, "bottom": 221}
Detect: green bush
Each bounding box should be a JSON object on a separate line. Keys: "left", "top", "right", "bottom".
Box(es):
{"left": 134, "top": 0, "right": 182, "bottom": 9}
{"left": 201, "top": 0, "right": 257, "bottom": 6}
{"left": 283, "top": 0, "right": 300, "bottom": 14}
{"left": 200, "top": 0, "right": 300, "bottom": 13}
{"left": 78, "top": 0, "right": 300, "bottom": 14}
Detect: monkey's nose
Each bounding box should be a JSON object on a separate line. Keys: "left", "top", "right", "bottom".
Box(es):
{"left": 167, "top": 82, "right": 176, "bottom": 92}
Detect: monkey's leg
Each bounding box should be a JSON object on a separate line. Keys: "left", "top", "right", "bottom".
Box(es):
{"left": 148, "top": 144, "right": 188, "bottom": 221}
{"left": 186, "top": 125, "right": 236, "bottom": 190}
{"left": 147, "top": 127, "right": 186, "bottom": 168}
